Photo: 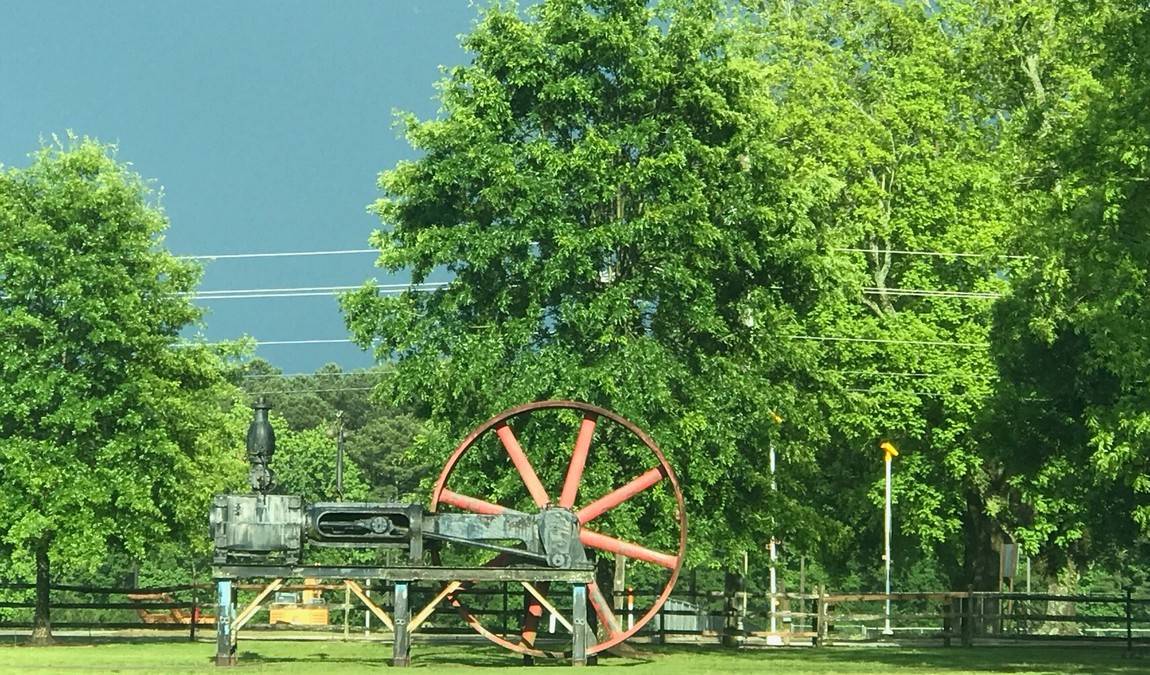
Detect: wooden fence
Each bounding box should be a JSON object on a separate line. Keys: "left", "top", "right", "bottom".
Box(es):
{"left": 0, "top": 581, "right": 1146, "bottom": 654}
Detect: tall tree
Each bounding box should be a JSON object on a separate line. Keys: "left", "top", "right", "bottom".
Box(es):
{"left": 236, "top": 359, "right": 428, "bottom": 499}
{"left": 0, "top": 138, "right": 246, "bottom": 642}
{"left": 739, "top": 0, "right": 1016, "bottom": 589}
{"left": 989, "top": 0, "right": 1150, "bottom": 569}
{"left": 343, "top": 0, "right": 848, "bottom": 568}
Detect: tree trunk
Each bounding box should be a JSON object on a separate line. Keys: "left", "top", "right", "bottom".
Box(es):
{"left": 961, "top": 490, "right": 998, "bottom": 591}
{"left": 30, "top": 538, "right": 53, "bottom": 645}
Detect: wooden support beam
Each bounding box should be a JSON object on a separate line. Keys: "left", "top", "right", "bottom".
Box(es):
{"left": 233, "top": 578, "right": 283, "bottom": 632}
{"left": 345, "top": 580, "right": 394, "bottom": 631}
{"left": 521, "top": 581, "right": 572, "bottom": 632}
{"left": 409, "top": 581, "right": 461, "bottom": 635}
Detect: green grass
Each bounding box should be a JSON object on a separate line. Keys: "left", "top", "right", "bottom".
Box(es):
{"left": 0, "top": 639, "right": 1144, "bottom": 674}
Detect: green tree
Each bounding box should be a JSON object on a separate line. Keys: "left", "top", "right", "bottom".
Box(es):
{"left": 270, "top": 424, "right": 371, "bottom": 503}
{"left": 988, "top": 0, "right": 1150, "bottom": 568}
{"left": 236, "top": 359, "right": 427, "bottom": 499}
{"left": 738, "top": 0, "right": 1016, "bottom": 589}
{"left": 0, "top": 138, "right": 247, "bottom": 642}
{"left": 343, "top": 0, "right": 850, "bottom": 569}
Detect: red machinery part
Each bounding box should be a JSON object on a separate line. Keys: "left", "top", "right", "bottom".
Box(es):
{"left": 429, "top": 400, "right": 688, "bottom": 657}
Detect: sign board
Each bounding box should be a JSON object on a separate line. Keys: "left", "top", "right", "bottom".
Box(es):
{"left": 1000, "top": 543, "right": 1019, "bottom": 579}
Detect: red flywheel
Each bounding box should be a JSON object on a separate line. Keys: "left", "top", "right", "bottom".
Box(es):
{"left": 429, "top": 400, "right": 688, "bottom": 657}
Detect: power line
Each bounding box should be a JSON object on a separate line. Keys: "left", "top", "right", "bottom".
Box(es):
{"left": 861, "top": 287, "right": 1001, "bottom": 300}
{"left": 182, "top": 280, "right": 989, "bottom": 301}
{"left": 195, "top": 283, "right": 446, "bottom": 295}
{"left": 832, "top": 369, "right": 998, "bottom": 379}
{"left": 181, "top": 248, "right": 376, "bottom": 261}
{"left": 253, "top": 339, "right": 355, "bottom": 346}
{"left": 189, "top": 334, "right": 987, "bottom": 349}
{"left": 177, "top": 245, "right": 1030, "bottom": 262}
{"left": 846, "top": 387, "right": 946, "bottom": 397}
{"left": 241, "top": 371, "right": 389, "bottom": 380}
{"left": 196, "top": 284, "right": 388, "bottom": 296}
{"left": 786, "top": 334, "right": 988, "bottom": 348}
{"left": 834, "top": 247, "right": 1032, "bottom": 260}
{"left": 248, "top": 385, "right": 378, "bottom": 396}
{"left": 189, "top": 282, "right": 449, "bottom": 301}
{"left": 193, "top": 291, "right": 355, "bottom": 301}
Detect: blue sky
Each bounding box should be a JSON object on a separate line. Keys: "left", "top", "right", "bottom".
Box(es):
{"left": 0, "top": 1, "right": 477, "bottom": 373}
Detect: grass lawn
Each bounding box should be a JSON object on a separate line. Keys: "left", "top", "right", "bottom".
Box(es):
{"left": 0, "top": 639, "right": 1144, "bottom": 674}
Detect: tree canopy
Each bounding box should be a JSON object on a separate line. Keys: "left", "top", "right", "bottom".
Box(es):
{"left": 987, "top": 0, "right": 1150, "bottom": 571}
{"left": 344, "top": 0, "right": 1149, "bottom": 588}
{"left": 343, "top": 0, "right": 856, "bottom": 568}
{"left": 0, "top": 138, "right": 246, "bottom": 640}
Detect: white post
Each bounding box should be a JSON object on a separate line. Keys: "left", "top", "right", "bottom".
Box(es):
{"left": 742, "top": 550, "right": 749, "bottom": 633}
{"left": 880, "top": 441, "right": 898, "bottom": 637}
{"left": 627, "top": 587, "right": 634, "bottom": 630}
{"left": 365, "top": 587, "right": 371, "bottom": 635}
{"left": 768, "top": 442, "right": 778, "bottom": 634}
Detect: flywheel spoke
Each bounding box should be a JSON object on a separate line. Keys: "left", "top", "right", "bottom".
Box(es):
{"left": 439, "top": 489, "right": 513, "bottom": 515}
{"left": 520, "top": 581, "right": 550, "bottom": 647}
{"left": 495, "top": 423, "right": 551, "bottom": 507}
{"left": 576, "top": 466, "right": 666, "bottom": 524}
{"left": 521, "top": 581, "right": 572, "bottom": 632}
{"left": 579, "top": 529, "right": 679, "bottom": 569}
{"left": 558, "top": 414, "right": 598, "bottom": 508}
{"left": 588, "top": 581, "right": 625, "bottom": 638}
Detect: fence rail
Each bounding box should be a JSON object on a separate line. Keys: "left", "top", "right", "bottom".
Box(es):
{"left": 0, "top": 581, "right": 1146, "bottom": 653}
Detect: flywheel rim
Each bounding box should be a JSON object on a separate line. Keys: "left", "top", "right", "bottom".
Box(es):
{"left": 429, "top": 400, "right": 687, "bottom": 657}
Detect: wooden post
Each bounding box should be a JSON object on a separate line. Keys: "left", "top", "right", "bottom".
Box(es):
{"left": 343, "top": 584, "right": 351, "bottom": 640}
{"left": 799, "top": 556, "right": 806, "bottom": 632}
{"left": 942, "top": 595, "right": 952, "bottom": 647}
{"left": 656, "top": 583, "right": 667, "bottom": 645}
{"left": 815, "top": 585, "right": 827, "bottom": 647}
{"left": 690, "top": 569, "right": 705, "bottom": 635}
{"left": 961, "top": 591, "right": 973, "bottom": 647}
{"left": 392, "top": 581, "right": 411, "bottom": 667}
{"left": 501, "top": 581, "right": 509, "bottom": 635}
{"left": 613, "top": 556, "right": 626, "bottom": 622}
{"left": 1126, "top": 587, "right": 1133, "bottom": 657}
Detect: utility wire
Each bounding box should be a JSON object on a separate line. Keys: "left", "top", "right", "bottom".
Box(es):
{"left": 832, "top": 369, "right": 998, "bottom": 379}
{"left": 861, "top": 287, "right": 1001, "bottom": 299}
{"left": 178, "top": 246, "right": 1031, "bottom": 262}
{"left": 193, "top": 291, "right": 356, "bottom": 300}
{"left": 245, "top": 368, "right": 989, "bottom": 381}
{"left": 241, "top": 371, "right": 390, "bottom": 380}
{"left": 834, "top": 247, "right": 1032, "bottom": 260}
{"left": 785, "top": 334, "right": 988, "bottom": 348}
{"left": 846, "top": 387, "right": 947, "bottom": 397}
{"left": 248, "top": 386, "right": 378, "bottom": 395}
{"left": 189, "top": 335, "right": 987, "bottom": 349}
{"left": 184, "top": 282, "right": 993, "bottom": 301}
{"left": 189, "top": 282, "right": 448, "bottom": 301}
{"left": 195, "top": 282, "right": 447, "bottom": 295}
{"left": 181, "top": 248, "right": 376, "bottom": 260}
{"left": 251, "top": 339, "right": 355, "bottom": 346}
